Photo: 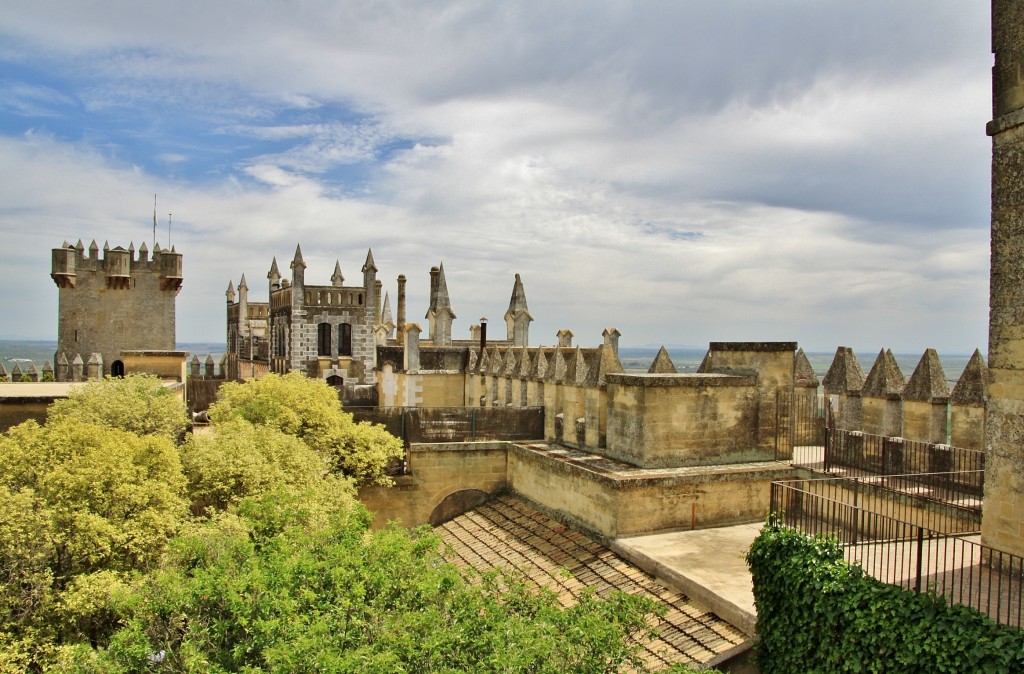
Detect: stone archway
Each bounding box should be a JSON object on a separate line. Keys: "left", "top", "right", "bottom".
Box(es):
{"left": 428, "top": 488, "right": 490, "bottom": 526}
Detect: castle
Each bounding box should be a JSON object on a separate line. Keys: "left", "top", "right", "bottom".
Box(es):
{"left": 224, "top": 244, "right": 532, "bottom": 396}
{"left": 49, "top": 238, "right": 186, "bottom": 381}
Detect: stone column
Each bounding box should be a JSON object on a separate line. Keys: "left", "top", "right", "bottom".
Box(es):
{"left": 983, "top": 0, "right": 1024, "bottom": 555}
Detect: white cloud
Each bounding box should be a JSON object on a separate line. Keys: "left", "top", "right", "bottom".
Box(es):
{"left": 0, "top": 1, "right": 993, "bottom": 354}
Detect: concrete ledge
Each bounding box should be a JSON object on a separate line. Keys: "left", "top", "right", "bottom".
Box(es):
{"left": 611, "top": 522, "right": 762, "bottom": 636}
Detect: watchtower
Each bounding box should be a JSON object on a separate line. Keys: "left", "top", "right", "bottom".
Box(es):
{"left": 51, "top": 239, "right": 182, "bottom": 379}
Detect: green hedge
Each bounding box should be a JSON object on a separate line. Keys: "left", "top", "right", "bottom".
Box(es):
{"left": 746, "top": 522, "right": 1024, "bottom": 673}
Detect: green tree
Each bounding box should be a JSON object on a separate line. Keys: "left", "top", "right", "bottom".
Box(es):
{"left": 47, "top": 375, "right": 188, "bottom": 443}
{"left": 0, "top": 420, "right": 187, "bottom": 668}
{"left": 209, "top": 373, "right": 403, "bottom": 486}
{"left": 180, "top": 417, "right": 352, "bottom": 517}
{"left": 90, "top": 492, "right": 692, "bottom": 674}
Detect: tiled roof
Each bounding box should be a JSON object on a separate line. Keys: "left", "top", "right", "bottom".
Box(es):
{"left": 437, "top": 494, "right": 748, "bottom": 670}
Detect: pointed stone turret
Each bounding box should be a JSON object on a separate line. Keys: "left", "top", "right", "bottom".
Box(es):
{"left": 794, "top": 348, "right": 819, "bottom": 388}
{"left": 902, "top": 349, "right": 950, "bottom": 402}
{"left": 901, "top": 349, "right": 950, "bottom": 444}
{"left": 951, "top": 349, "right": 988, "bottom": 451}
{"left": 290, "top": 245, "right": 306, "bottom": 274}
{"left": 822, "top": 347, "right": 865, "bottom": 394}
{"left": 86, "top": 353, "right": 102, "bottom": 381}
{"left": 88, "top": 239, "right": 99, "bottom": 260}
{"left": 26, "top": 364, "right": 38, "bottom": 382}
{"left": 557, "top": 329, "right": 574, "bottom": 348}
{"left": 226, "top": 280, "right": 236, "bottom": 303}
{"left": 10, "top": 363, "right": 22, "bottom": 381}
{"left": 861, "top": 349, "right": 905, "bottom": 436}
{"left": 331, "top": 261, "right": 345, "bottom": 287}
{"left": 56, "top": 353, "right": 69, "bottom": 382}
{"left": 75, "top": 239, "right": 85, "bottom": 256}
{"left": 381, "top": 292, "right": 395, "bottom": 338}
{"left": 862, "top": 349, "right": 906, "bottom": 398}
{"left": 139, "top": 241, "right": 148, "bottom": 261}
{"left": 426, "top": 262, "right": 456, "bottom": 346}
{"left": 103, "top": 240, "right": 110, "bottom": 253}
{"left": 0, "top": 362, "right": 6, "bottom": 381}
{"left": 504, "top": 273, "right": 533, "bottom": 346}
{"left": 268, "top": 256, "right": 281, "bottom": 289}
{"left": 191, "top": 355, "right": 201, "bottom": 379}
{"left": 41, "top": 361, "right": 53, "bottom": 382}
{"left": 362, "top": 249, "right": 378, "bottom": 328}
{"left": 238, "top": 273, "right": 248, "bottom": 292}
{"left": 648, "top": 346, "right": 678, "bottom": 374}
{"left": 71, "top": 354, "right": 84, "bottom": 382}
{"left": 564, "top": 347, "right": 588, "bottom": 386}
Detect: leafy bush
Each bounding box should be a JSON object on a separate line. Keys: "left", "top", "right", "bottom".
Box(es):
{"left": 747, "top": 520, "right": 1024, "bottom": 673}
{"left": 93, "top": 492, "right": 684, "bottom": 674}
{"left": 210, "top": 373, "right": 403, "bottom": 486}
{"left": 48, "top": 375, "right": 188, "bottom": 443}
{"left": 0, "top": 420, "right": 187, "bottom": 667}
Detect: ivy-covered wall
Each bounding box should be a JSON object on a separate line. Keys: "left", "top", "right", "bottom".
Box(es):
{"left": 747, "top": 523, "right": 1024, "bottom": 673}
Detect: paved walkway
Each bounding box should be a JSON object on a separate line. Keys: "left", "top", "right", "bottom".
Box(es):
{"left": 612, "top": 523, "right": 762, "bottom": 636}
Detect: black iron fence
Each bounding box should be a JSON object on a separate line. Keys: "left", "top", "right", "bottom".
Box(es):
{"left": 346, "top": 405, "right": 544, "bottom": 447}
{"left": 824, "top": 428, "right": 985, "bottom": 496}
{"left": 771, "top": 476, "right": 1023, "bottom": 628}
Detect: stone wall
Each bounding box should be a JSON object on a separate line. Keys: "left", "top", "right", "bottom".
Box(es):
{"left": 983, "top": 0, "right": 1024, "bottom": 556}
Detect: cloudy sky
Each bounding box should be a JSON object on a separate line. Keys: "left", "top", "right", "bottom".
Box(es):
{"left": 0, "top": 1, "right": 992, "bottom": 353}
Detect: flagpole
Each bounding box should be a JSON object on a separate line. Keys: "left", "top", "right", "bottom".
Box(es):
{"left": 153, "top": 194, "right": 157, "bottom": 249}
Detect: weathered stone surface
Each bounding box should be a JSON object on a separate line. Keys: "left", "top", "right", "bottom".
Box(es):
{"left": 793, "top": 348, "right": 819, "bottom": 388}
{"left": 862, "top": 349, "right": 906, "bottom": 398}
{"left": 951, "top": 349, "right": 988, "bottom": 406}
{"left": 822, "top": 347, "right": 865, "bottom": 394}
{"left": 648, "top": 346, "right": 678, "bottom": 374}
{"left": 902, "top": 349, "right": 950, "bottom": 402}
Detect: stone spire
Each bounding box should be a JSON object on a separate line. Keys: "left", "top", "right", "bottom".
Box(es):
{"left": 362, "top": 249, "right": 377, "bottom": 325}
{"left": 381, "top": 291, "right": 395, "bottom": 337}
{"left": 648, "top": 346, "right": 678, "bottom": 374}
{"left": 504, "top": 273, "right": 533, "bottom": 346}
{"left": 331, "top": 260, "right": 345, "bottom": 287}
{"left": 951, "top": 349, "right": 988, "bottom": 406}
{"left": 426, "top": 262, "right": 456, "bottom": 346}
{"left": 268, "top": 256, "right": 281, "bottom": 289}
{"left": 902, "top": 349, "right": 950, "bottom": 402}
{"left": 238, "top": 273, "right": 248, "bottom": 292}
{"left": 290, "top": 244, "right": 305, "bottom": 289}
{"left": 862, "top": 349, "right": 906, "bottom": 398}
{"left": 822, "top": 346, "right": 865, "bottom": 395}
{"left": 794, "top": 348, "right": 819, "bottom": 388}
{"left": 226, "top": 279, "right": 236, "bottom": 303}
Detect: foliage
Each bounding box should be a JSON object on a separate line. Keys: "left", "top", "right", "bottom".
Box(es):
{"left": 0, "top": 420, "right": 188, "bottom": 670}
{"left": 41, "top": 371, "right": 55, "bottom": 382}
{"left": 180, "top": 417, "right": 354, "bottom": 516}
{"left": 747, "top": 520, "right": 1024, "bottom": 674}
{"left": 48, "top": 375, "right": 188, "bottom": 443}
{"left": 209, "top": 373, "right": 403, "bottom": 486}
{"left": 86, "top": 491, "right": 681, "bottom": 674}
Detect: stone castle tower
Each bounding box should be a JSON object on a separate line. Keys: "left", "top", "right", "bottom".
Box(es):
{"left": 51, "top": 239, "right": 182, "bottom": 379}
{"left": 982, "top": 0, "right": 1024, "bottom": 556}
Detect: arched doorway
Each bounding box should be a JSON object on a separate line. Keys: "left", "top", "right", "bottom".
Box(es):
{"left": 111, "top": 360, "right": 125, "bottom": 378}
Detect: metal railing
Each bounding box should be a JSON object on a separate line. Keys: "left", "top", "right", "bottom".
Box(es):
{"left": 824, "top": 428, "right": 985, "bottom": 495}
{"left": 771, "top": 476, "right": 1024, "bottom": 627}
{"left": 345, "top": 405, "right": 544, "bottom": 446}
